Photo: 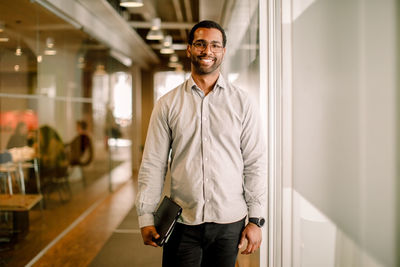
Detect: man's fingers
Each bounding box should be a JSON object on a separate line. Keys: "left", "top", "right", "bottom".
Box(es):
{"left": 144, "top": 238, "right": 159, "bottom": 247}
{"left": 241, "top": 243, "right": 254, "bottom": 254}
{"left": 238, "top": 233, "right": 246, "bottom": 248}
{"left": 141, "top": 226, "right": 160, "bottom": 247}
{"left": 153, "top": 231, "right": 160, "bottom": 240}
{"left": 240, "top": 239, "right": 261, "bottom": 254}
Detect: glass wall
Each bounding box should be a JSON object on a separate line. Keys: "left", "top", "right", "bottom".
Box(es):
{"left": 281, "top": 0, "right": 399, "bottom": 266}
{"left": 222, "top": 0, "right": 265, "bottom": 266}
{"left": 0, "top": 1, "right": 132, "bottom": 265}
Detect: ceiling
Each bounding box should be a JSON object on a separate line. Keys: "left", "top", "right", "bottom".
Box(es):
{"left": 0, "top": 0, "right": 234, "bottom": 71}
{"left": 116, "top": 0, "right": 234, "bottom": 70}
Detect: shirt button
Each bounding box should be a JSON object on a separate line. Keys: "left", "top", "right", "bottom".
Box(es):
{"left": 205, "top": 178, "right": 209, "bottom": 182}
{"left": 203, "top": 117, "right": 207, "bottom": 121}
{"left": 207, "top": 199, "right": 210, "bottom": 202}
{"left": 204, "top": 138, "right": 208, "bottom": 142}
{"left": 205, "top": 157, "right": 208, "bottom": 161}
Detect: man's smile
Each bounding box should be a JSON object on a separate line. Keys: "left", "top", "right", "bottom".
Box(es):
{"left": 198, "top": 57, "right": 215, "bottom": 65}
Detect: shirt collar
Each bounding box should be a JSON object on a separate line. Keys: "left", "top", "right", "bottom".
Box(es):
{"left": 187, "top": 73, "right": 227, "bottom": 94}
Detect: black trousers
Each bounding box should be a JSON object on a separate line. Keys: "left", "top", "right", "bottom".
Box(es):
{"left": 162, "top": 218, "right": 245, "bottom": 267}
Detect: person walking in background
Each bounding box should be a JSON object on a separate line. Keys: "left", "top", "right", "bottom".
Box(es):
{"left": 136, "top": 20, "right": 267, "bottom": 267}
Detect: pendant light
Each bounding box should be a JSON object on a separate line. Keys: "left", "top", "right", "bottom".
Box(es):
{"left": 146, "top": 18, "right": 164, "bottom": 40}
{"left": 120, "top": 0, "right": 144, "bottom": 8}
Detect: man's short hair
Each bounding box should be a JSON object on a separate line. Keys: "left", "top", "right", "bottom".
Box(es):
{"left": 188, "top": 20, "right": 227, "bottom": 47}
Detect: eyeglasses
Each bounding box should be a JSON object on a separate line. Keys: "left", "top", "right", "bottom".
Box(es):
{"left": 192, "top": 41, "right": 224, "bottom": 53}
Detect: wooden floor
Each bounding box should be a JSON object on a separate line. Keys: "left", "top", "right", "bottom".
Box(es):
{"left": 0, "top": 146, "right": 133, "bottom": 267}
{"left": 0, "top": 145, "right": 259, "bottom": 267}
{"left": 31, "top": 175, "right": 136, "bottom": 266}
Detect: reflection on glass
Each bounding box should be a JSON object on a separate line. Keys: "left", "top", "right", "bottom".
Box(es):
{"left": 0, "top": 1, "right": 133, "bottom": 265}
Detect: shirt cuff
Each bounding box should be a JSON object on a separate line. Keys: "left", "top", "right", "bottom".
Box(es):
{"left": 247, "top": 205, "right": 265, "bottom": 218}
{"left": 138, "top": 213, "right": 155, "bottom": 228}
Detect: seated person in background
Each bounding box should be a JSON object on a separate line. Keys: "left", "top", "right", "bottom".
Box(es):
{"left": 66, "top": 120, "right": 93, "bottom": 167}
{"left": 38, "top": 125, "right": 69, "bottom": 178}
{"left": 7, "top": 122, "right": 28, "bottom": 149}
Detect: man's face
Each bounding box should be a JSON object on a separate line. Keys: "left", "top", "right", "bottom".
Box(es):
{"left": 187, "top": 28, "right": 226, "bottom": 75}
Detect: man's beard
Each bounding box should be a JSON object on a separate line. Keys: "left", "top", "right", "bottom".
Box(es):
{"left": 191, "top": 54, "right": 222, "bottom": 75}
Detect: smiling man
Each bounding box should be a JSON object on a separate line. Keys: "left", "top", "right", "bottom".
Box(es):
{"left": 136, "top": 20, "right": 267, "bottom": 267}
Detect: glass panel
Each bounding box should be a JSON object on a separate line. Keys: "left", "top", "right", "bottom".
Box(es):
{"left": 223, "top": 0, "right": 262, "bottom": 266}
{"left": 289, "top": 0, "right": 398, "bottom": 266}
{"left": 0, "top": 1, "right": 132, "bottom": 265}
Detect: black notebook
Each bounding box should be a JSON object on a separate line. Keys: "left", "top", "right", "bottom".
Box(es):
{"left": 153, "top": 196, "right": 182, "bottom": 246}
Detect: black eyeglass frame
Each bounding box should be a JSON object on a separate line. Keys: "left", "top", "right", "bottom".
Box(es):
{"left": 191, "top": 40, "right": 224, "bottom": 53}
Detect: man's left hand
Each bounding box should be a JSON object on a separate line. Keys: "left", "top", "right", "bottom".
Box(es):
{"left": 238, "top": 223, "right": 262, "bottom": 255}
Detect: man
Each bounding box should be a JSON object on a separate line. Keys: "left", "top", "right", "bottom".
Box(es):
{"left": 136, "top": 20, "right": 267, "bottom": 267}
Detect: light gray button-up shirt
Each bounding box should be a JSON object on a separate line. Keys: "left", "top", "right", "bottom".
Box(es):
{"left": 136, "top": 74, "right": 267, "bottom": 227}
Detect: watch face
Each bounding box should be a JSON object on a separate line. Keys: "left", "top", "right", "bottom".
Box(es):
{"left": 250, "top": 217, "right": 265, "bottom": 227}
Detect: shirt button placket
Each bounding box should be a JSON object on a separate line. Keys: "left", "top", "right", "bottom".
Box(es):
{"left": 202, "top": 97, "right": 210, "bottom": 220}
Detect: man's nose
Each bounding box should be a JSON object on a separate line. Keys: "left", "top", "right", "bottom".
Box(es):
{"left": 203, "top": 44, "right": 213, "bottom": 54}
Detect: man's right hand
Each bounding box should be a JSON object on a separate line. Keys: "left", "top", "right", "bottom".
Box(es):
{"left": 140, "top": 225, "right": 160, "bottom": 247}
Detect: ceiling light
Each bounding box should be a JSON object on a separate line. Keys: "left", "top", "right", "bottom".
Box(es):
{"left": 169, "top": 54, "right": 179, "bottom": 63}
{"left": 120, "top": 0, "right": 143, "bottom": 8}
{"left": 146, "top": 29, "right": 163, "bottom": 40}
{"left": 44, "top": 49, "right": 57, "bottom": 56}
{"left": 15, "top": 46, "right": 22, "bottom": 56}
{"left": 168, "top": 62, "right": 181, "bottom": 68}
{"left": 0, "top": 21, "right": 4, "bottom": 32}
{"left": 0, "top": 37, "right": 9, "bottom": 42}
{"left": 46, "top": 37, "right": 54, "bottom": 48}
{"left": 163, "top": 35, "right": 172, "bottom": 47}
{"left": 44, "top": 37, "right": 57, "bottom": 55}
{"left": 160, "top": 35, "right": 174, "bottom": 54}
{"left": 160, "top": 46, "right": 174, "bottom": 54}
{"left": 146, "top": 18, "right": 164, "bottom": 40}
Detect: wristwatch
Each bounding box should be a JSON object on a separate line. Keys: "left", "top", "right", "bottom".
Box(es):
{"left": 249, "top": 217, "right": 265, "bottom": 228}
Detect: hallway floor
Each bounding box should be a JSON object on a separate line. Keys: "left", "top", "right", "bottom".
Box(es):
{"left": 0, "top": 145, "right": 259, "bottom": 267}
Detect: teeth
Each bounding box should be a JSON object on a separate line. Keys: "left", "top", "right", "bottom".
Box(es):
{"left": 201, "top": 58, "right": 213, "bottom": 63}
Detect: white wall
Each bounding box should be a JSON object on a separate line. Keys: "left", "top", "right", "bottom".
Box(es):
{"left": 282, "top": 0, "right": 398, "bottom": 266}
